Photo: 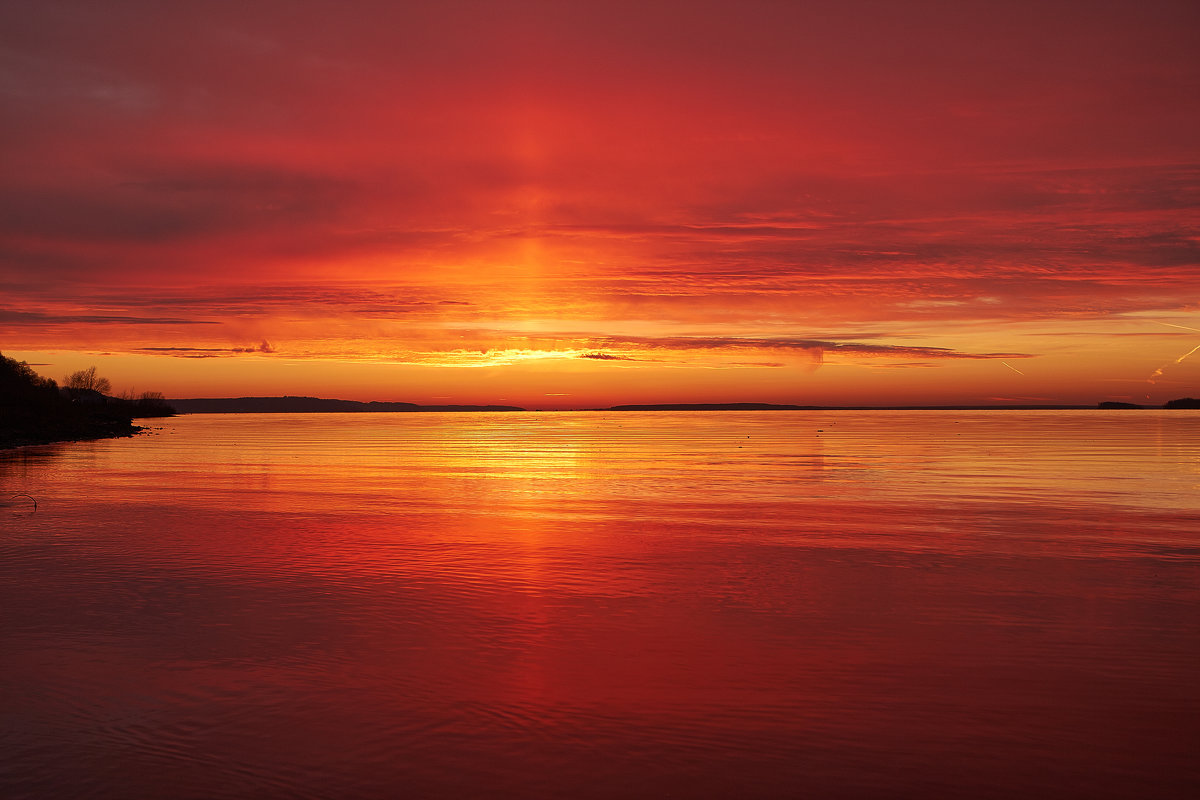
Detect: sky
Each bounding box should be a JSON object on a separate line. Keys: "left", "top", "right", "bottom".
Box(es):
{"left": 2, "top": 0, "right": 1198, "bottom": 408}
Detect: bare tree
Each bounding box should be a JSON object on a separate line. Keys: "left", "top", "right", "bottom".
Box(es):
{"left": 63, "top": 366, "right": 112, "bottom": 395}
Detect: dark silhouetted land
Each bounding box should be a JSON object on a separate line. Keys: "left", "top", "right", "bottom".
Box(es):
{"left": 170, "top": 396, "right": 525, "bottom": 413}
{"left": 604, "top": 399, "right": 1195, "bottom": 411}
{"left": 606, "top": 402, "right": 820, "bottom": 411}
{"left": 167, "top": 397, "right": 1200, "bottom": 414}
{"left": 1, "top": 353, "right": 173, "bottom": 449}
{"left": 602, "top": 402, "right": 1093, "bottom": 411}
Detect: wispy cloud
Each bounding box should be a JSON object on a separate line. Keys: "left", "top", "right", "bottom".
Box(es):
{"left": 138, "top": 340, "right": 275, "bottom": 358}
{"left": 582, "top": 334, "right": 1033, "bottom": 361}
{"left": 0, "top": 308, "right": 217, "bottom": 325}
{"left": 578, "top": 352, "right": 636, "bottom": 361}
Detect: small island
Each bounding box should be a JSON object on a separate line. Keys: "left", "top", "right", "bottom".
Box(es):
{"left": 1, "top": 353, "right": 174, "bottom": 450}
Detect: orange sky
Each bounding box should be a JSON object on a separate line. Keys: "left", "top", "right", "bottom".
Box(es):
{"left": 2, "top": 0, "right": 1198, "bottom": 408}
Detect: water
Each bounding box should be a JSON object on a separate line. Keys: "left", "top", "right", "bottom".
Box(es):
{"left": 2, "top": 411, "right": 1198, "bottom": 798}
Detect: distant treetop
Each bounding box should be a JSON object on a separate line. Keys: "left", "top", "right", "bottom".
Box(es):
{"left": 63, "top": 366, "right": 112, "bottom": 395}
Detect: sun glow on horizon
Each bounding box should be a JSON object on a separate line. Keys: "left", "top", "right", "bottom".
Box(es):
{"left": 1, "top": 1, "right": 1197, "bottom": 406}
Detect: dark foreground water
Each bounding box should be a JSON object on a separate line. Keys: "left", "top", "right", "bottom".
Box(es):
{"left": 2, "top": 411, "right": 1198, "bottom": 799}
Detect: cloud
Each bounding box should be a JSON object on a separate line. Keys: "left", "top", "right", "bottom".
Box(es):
{"left": 139, "top": 340, "right": 276, "bottom": 358}
{"left": 137, "top": 348, "right": 222, "bottom": 359}
{"left": 578, "top": 352, "right": 635, "bottom": 360}
{"left": 0, "top": 308, "right": 216, "bottom": 325}
{"left": 232, "top": 340, "right": 275, "bottom": 353}
{"left": 583, "top": 334, "right": 1033, "bottom": 361}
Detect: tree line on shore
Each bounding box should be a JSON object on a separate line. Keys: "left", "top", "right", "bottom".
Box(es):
{"left": 1, "top": 353, "right": 174, "bottom": 449}
{"left": 1098, "top": 398, "right": 1200, "bottom": 409}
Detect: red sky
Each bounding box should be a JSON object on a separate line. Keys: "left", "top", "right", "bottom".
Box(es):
{"left": 2, "top": 0, "right": 1198, "bottom": 408}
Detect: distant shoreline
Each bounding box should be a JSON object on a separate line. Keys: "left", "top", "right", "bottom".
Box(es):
{"left": 7, "top": 399, "right": 1196, "bottom": 452}
{"left": 168, "top": 397, "right": 527, "bottom": 414}
{"left": 165, "top": 396, "right": 1200, "bottom": 414}
{"left": 599, "top": 402, "right": 1094, "bottom": 412}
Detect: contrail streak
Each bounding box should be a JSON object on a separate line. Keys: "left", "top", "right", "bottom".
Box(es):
{"left": 1000, "top": 361, "right": 1025, "bottom": 375}
{"left": 1149, "top": 320, "right": 1200, "bottom": 334}
{"left": 1146, "top": 322, "right": 1200, "bottom": 384}
{"left": 1173, "top": 342, "right": 1200, "bottom": 364}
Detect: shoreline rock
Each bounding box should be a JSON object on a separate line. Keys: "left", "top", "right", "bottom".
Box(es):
{"left": 0, "top": 419, "right": 145, "bottom": 451}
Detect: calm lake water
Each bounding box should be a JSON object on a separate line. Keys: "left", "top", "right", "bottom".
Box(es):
{"left": 2, "top": 410, "right": 1198, "bottom": 798}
